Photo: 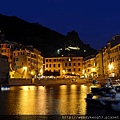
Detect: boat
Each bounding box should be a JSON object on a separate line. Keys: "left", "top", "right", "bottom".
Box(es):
{"left": 0, "top": 85, "right": 10, "bottom": 91}
{"left": 111, "top": 102, "right": 120, "bottom": 112}
{"left": 91, "top": 78, "right": 120, "bottom": 95}
{"left": 86, "top": 88, "right": 120, "bottom": 112}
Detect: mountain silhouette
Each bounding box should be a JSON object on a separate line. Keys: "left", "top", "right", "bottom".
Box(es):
{"left": 0, "top": 14, "right": 97, "bottom": 57}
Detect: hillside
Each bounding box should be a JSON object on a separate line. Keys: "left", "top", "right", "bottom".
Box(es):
{"left": 0, "top": 14, "right": 97, "bottom": 57}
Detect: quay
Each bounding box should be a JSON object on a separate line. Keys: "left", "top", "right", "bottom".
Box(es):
{"left": 8, "top": 78, "right": 87, "bottom": 86}
{"left": 0, "top": 78, "right": 92, "bottom": 86}
{"left": 1, "top": 77, "right": 119, "bottom": 86}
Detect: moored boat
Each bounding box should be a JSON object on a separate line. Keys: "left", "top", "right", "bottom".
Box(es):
{"left": 0, "top": 85, "right": 10, "bottom": 91}
{"left": 86, "top": 89, "right": 120, "bottom": 112}
{"left": 111, "top": 102, "right": 120, "bottom": 112}
{"left": 91, "top": 78, "right": 120, "bottom": 95}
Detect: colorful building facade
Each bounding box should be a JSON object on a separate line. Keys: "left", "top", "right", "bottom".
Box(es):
{"left": 10, "top": 46, "right": 43, "bottom": 78}
{"left": 44, "top": 56, "right": 83, "bottom": 77}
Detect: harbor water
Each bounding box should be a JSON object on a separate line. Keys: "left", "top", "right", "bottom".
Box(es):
{"left": 0, "top": 84, "right": 119, "bottom": 119}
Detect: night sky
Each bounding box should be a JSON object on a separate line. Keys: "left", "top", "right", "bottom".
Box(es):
{"left": 1, "top": 0, "right": 120, "bottom": 50}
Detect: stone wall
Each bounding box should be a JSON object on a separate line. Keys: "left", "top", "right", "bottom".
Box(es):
{"left": 9, "top": 78, "right": 86, "bottom": 85}
{"left": 9, "top": 78, "right": 32, "bottom": 85}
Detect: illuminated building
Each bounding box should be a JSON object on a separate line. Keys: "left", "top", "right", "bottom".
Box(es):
{"left": 44, "top": 56, "right": 83, "bottom": 77}
{"left": 83, "top": 35, "right": 120, "bottom": 78}
{"left": 10, "top": 45, "right": 43, "bottom": 78}
{"left": 83, "top": 55, "right": 97, "bottom": 78}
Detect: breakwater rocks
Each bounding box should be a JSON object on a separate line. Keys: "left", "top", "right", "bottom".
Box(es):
{"left": 8, "top": 78, "right": 87, "bottom": 86}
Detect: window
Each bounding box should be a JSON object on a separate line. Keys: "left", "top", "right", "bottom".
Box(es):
{"left": 78, "top": 63, "right": 80, "bottom": 66}
{"left": 28, "top": 58, "right": 30, "bottom": 61}
{"left": 59, "top": 59, "right": 61, "bottom": 62}
{"left": 68, "top": 58, "right": 72, "bottom": 61}
{"left": 49, "top": 64, "right": 51, "bottom": 67}
{"left": 78, "top": 68, "right": 80, "bottom": 71}
{"left": 65, "top": 63, "right": 67, "bottom": 66}
{"left": 15, "top": 58, "right": 18, "bottom": 61}
{"left": 54, "top": 59, "right": 56, "bottom": 62}
{"left": 58, "top": 64, "right": 60, "bottom": 67}
{"left": 46, "top": 64, "right": 48, "bottom": 68}
{"left": 69, "top": 63, "right": 71, "bottom": 66}
{"left": 68, "top": 69, "right": 71, "bottom": 72}
{"left": 73, "top": 63, "right": 76, "bottom": 66}
{"left": 2, "top": 49, "right": 6, "bottom": 52}
{"left": 53, "top": 64, "right": 55, "bottom": 67}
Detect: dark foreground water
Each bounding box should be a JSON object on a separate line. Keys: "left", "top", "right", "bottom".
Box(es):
{"left": 0, "top": 84, "right": 119, "bottom": 119}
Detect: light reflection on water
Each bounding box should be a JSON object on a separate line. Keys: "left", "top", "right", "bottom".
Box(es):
{"left": 0, "top": 84, "right": 98, "bottom": 115}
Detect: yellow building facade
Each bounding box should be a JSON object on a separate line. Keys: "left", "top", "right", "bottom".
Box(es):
{"left": 83, "top": 55, "right": 97, "bottom": 78}
{"left": 44, "top": 56, "right": 83, "bottom": 77}
{"left": 0, "top": 42, "right": 12, "bottom": 63}
{"left": 83, "top": 35, "right": 120, "bottom": 79}
{"left": 10, "top": 46, "right": 43, "bottom": 78}
{"left": 103, "top": 43, "right": 120, "bottom": 77}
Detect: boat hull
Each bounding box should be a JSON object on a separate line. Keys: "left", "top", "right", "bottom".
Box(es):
{"left": 111, "top": 103, "right": 120, "bottom": 112}
{"left": 0, "top": 85, "right": 10, "bottom": 91}
{"left": 86, "top": 97, "right": 120, "bottom": 110}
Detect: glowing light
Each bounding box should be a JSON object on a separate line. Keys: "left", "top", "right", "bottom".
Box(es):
{"left": 62, "top": 70, "right": 65, "bottom": 75}
{"left": 72, "top": 72, "right": 74, "bottom": 74}
{"left": 71, "top": 84, "right": 76, "bottom": 89}
{"left": 23, "top": 66, "right": 27, "bottom": 71}
{"left": 22, "top": 86, "right": 30, "bottom": 90}
{"left": 38, "top": 86, "right": 45, "bottom": 90}
{"left": 68, "top": 46, "right": 80, "bottom": 50}
{"left": 91, "top": 68, "right": 95, "bottom": 72}
{"left": 108, "top": 63, "right": 114, "bottom": 71}
{"left": 40, "top": 68, "right": 43, "bottom": 75}
{"left": 1, "top": 87, "right": 10, "bottom": 91}
{"left": 60, "top": 85, "right": 67, "bottom": 88}
{"left": 81, "top": 84, "right": 85, "bottom": 87}
{"left": 31, "top": 71, "right": 34, "bottom": 75}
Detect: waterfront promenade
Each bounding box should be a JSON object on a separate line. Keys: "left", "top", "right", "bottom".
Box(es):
{"left": 7, "top": 77, "right": 107, "bottom": 86}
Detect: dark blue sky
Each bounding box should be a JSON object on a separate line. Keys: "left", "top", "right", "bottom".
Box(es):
{"left": 1, "top": 0, "right": 120, "bottom": 50}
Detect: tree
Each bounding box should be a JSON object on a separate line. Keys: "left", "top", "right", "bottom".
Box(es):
{"left": 43, "top": 70, "right": 52, "bottom": 76}
{"left": 52, "top": 71, "right": 60, "bottom": 77}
